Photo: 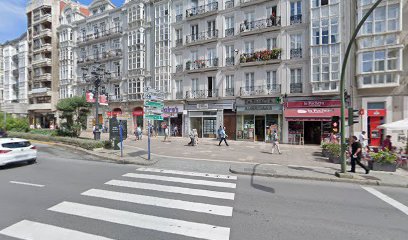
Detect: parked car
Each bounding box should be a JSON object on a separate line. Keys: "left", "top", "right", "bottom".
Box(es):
{"left": 0, "top": 129, "right": 7, "bottom": 138}
{"left": 0, "top": 138, "right": 37, "bottom": 166}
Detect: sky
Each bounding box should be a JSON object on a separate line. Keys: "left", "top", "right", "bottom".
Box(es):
{"left": 0, "top": 0, "right": 125, "bottom": 44}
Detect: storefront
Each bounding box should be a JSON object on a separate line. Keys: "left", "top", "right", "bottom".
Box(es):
{"left": 159, "top": 104, "right": 184, "bottom": 136}
{"left": 185, "top": 101, "right": 234, "bottom": 138}
{"left": 132, "top": 107, "right": 144, "bottom": 129}
{"left": 236, "top": 98, "right": 282, "bottom": 142}
{"left": 283, "top": 99, "right": 342, "bottom": 144}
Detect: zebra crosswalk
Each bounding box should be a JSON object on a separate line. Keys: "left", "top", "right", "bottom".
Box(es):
{"left": 0, "top": 168, "right": 237, "bottom": 240}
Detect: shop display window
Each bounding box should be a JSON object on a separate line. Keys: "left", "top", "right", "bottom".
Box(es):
{"left": 237, "top": 115, "right": 255, "bottom": 140}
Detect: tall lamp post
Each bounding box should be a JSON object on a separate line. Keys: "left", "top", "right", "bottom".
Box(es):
{"left": 339, "top": 0, "right": 384, "bottom": 173}
{"left": 82, "top": 63, "right": 110, "bottom": 140}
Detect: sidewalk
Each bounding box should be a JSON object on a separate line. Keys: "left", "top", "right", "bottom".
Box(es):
{"left": 79, "top": 131, "right": 408, "bottom": 187}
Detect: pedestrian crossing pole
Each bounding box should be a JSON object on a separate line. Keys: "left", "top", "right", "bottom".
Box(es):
{"left": 148, "top": 119, "right": 151, "bottom": 160}
{"left": 339, "top": 0, "right": 384, "bottom": 173}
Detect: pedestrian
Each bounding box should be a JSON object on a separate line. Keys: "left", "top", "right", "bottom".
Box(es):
{"left": 218, "top": 127, "right": 229, "bottom": 146}
{"left": 359, "top": 131, "right": 368, "bottom": 149}
{"left": 137, "top": 126, "right": 142, "bottom": 140}
{"left": 271, "top": 130, "right": 282, "bottom": 154}
{"left": 134, "top": 127, "right": 138, "bottom": 141}
{"left": 349, "top": 136, "right": 370, "bottom": 174}
{"left": 217, "top": 126, "right": 222, "bottom": 140}
{"left": 382, "top": 135, "right": 393, "bottom": 151}
{"left": 173, "top": 125, "right": 178, "bottom": 136}
{"left": 193, "top": 129, "right": 199, "bottom": 145}
{"left": 188, "top": 129, "right": 196, "bottom": 146}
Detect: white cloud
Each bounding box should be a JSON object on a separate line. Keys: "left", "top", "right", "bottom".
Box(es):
{"left": 0, "top": 0, "right": 27, "bottom": 42}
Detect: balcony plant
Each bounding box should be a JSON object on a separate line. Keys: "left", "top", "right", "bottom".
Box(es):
{"left": 186, "top": 60, "right": 191, "bottom": 70}
{"left": 369, "top": 149, "right": 398, "bottom": 172}
{"left": 271, "top": 48, "right": 282, "bottom": 59}
{"left": 240, "top": 54, "right": 247, "bottom": 63}
{"left": 194, "top": 59, "right": 206, "bottom": 68}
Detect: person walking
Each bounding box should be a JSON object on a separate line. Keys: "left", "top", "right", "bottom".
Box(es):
{"left": 382, "top": 135, "right": 393, "bottom": 151}
{"left": 349, "top": 136, "right": 370, "bottom": 174}
{"left": 218, "top": 127, "right": 229, "bottom": 146}
{"left": 359, "top": 131, "right": 368, "bottom": 149}
{"left": 217, "top": 126, "right": 222, "bottom": 140}
{"left": 137, "top": 126, "right": 142, "bottom": 140}
{"left": 163, "top": 125, "right": 169, "bottom": 142}
{"left": 271, "top": 130, "right": 282, "bottom": 154}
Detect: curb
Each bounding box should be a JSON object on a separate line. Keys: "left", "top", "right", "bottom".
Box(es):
{"left": 229, "top": 167, "right": 408, "bottom": 188}
{"left": 31, "top": 140, "right": 159, "bottom": 166}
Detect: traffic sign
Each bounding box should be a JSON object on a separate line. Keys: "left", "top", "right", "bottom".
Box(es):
{"left": 145, "top": 101, "right": 164, "bottom": 108}
{"left": 145, "top": 115, "right": 163, "bottom": 120}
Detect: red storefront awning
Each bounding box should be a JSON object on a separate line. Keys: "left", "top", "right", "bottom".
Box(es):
{"left": 284, "top": 108, "right": 348, "bottom": 120}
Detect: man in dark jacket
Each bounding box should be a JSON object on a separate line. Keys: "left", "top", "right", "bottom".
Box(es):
{"left": 349, "top": 136, "right": 369, "bottom": 174}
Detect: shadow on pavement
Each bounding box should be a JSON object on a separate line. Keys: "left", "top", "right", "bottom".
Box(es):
{"left": 250, "top": 164, "right": 275, "bottom": 194}
{"left": 128, "top": 150, "right": 148, "bottom": 157}
{"left": 288, "top": 166, "right": 333, "bottom": 176}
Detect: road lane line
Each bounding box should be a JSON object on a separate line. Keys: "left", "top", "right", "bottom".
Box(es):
{"left": 82, "top": 189, "right": 233, "bottom": 216}
{"left": 49, "top": 201, "right": 230, "bottom": 240}
{"left": 9, "top": 181, "right": 44, "bottom": 188}
{"left": 123, "top": 173, "right": 236, "bottom": 189}
{"left": 105, "top": 180, "right": 235, "bottom": 200}
{"left": 136, "top": 168, "right": 237, "bottom": 180}
{"left": 0, "top": 220, "right": 113, "bottom": 240}
{"left": 362, "top": 187, "right": 408, "bottom": 216}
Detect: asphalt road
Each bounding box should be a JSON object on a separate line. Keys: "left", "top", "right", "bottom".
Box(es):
{"left": 0, "top": 144, "right": 407, "bottom": 240}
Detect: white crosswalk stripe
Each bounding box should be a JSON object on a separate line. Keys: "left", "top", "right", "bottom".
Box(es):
{"left": 0, "top": 220, "right": 113, "bottom": 240}
{"left": 0, "top": 168, "right": 237, "bottom": 240}
{"left": 82, "top": 188, "right": 233, "bottom": 216}
{"left": 136, "top": 167, "right": 238, "bottom": 180}
{"left": 123, "top": 173, "right": 237, "bottom": 188}
{"left": 105, "top": 179, "right": 235, "bottom": 200}
{"left": 49, "top": 201, "right": 231, "bottom": 240}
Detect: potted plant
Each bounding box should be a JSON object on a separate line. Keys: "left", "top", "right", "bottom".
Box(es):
{"left": 321, "top": 142, "right": 330, "bottom": 157}
{"left": 186, "top": 60, "right": 191, "bottom": 70}
{"left": 240, "top": 54, "right": 247, "bottom": 63}
{"left": 271, "top": 48, "right": 282, "bottom": 59}
{"left": 327, "top": 143, "right": 341, "bottom": 164}
{"left": 369, "top": 150, "right": 398, "bottom": 172}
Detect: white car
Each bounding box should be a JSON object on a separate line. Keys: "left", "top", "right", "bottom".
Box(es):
{"left": 0, "top": 138, "right": 37, "bottom": 166}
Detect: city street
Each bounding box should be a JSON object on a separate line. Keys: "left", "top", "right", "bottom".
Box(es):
{"left": 0, "top": 143, "right": 407, "bottom": 240}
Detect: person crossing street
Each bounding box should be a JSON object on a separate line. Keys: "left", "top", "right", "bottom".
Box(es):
{"left": 218, "top": 127, "right": 229, "bottom": 146}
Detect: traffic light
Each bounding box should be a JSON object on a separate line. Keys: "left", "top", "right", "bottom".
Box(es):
{"left": 348, "top": 107, "right": 359, "bottom": 126}
{"left": 331, "top": 116, "right": 340, "bottom": 134}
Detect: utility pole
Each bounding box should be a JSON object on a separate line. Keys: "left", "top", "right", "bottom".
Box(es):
{"left": 339, "top": 0, "right": 384, "bottom": 173}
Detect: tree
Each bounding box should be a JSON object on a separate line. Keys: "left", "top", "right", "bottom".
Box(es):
{"left": 56, "top": 96, "right": 91, "bottom": 137}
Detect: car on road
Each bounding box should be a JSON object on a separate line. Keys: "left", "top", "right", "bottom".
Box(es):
{"left": 0, "top": 138, "right": 37, "bottom": 166}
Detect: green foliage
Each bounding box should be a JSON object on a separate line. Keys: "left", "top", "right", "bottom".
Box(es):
{"left": 29, "top": 129, "right": 57, "bottom": 136}
{"left": 321, "top": 142, "right": 330, "bottom": 150}
{"left": 369, "top": 150, "right": 398, "bottom": 164}
{"left": 103, "top": 140, "right": 113, "bottom": 149}
{"left": 326, "top": 143, "right": 341, "bottom": 157}
{"left": 56, "top": 96, "right": 91, "bottom": 137}
{"left": 0, "top": 113, "right": 30, "bottom": 132}
{"left": 8, "top": 131, "right": 106, "bottom": 150}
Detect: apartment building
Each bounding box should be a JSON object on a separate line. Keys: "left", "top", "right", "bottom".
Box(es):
{"left": 353, "top": 0, "right": 408, "bottom": 147}
{"left": 1, "top": 34, "right": 29, "bottom": 116}
{"left": 0, "top": 45, "right": 3, "bottom": 106}
{"left": 27, "top": 0, "right": 65, "bottom": 128}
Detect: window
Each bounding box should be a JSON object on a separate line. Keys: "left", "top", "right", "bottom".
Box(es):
{"left": 113, "top": 62, "right": 121, "bottom": 76}
{"left": 361, "top": 49, "right": 399, "bottom": 73}
{"left": 245, "top": 72, "right": 254, "bottom": 91}
{"left": 266, "top": 71, "right": 277, "bottom": 90}
{"left": 191, "top": 51, "right": 198, "bottom": 61}
{"left": 226, "top": 75, "right": 234, "bottom": 89}
{"left": 244, "top": 41, "right": 254, "bottom": 54}
{"left": 192, "top": 78, "right": 198, "bottom": 91}
{"left": 191, "top": 25, "right": 198, "bottom": 40}
{"left": 114, "top": 84, "right": 120, "bottom": 97}
{"left": 225, "top": 16, "right": 234, "bottom": 29}
{"left": 362, "top": 4, "right": 400, "bottom": 34}
{"left": 290, "top": 34, "right": 302, "bottom": 49}
{"left": 290, "top": 69, "right": 302, "bottom": 83}
{"left": 290, "top": 1, "right": 302, "bottom": 20}
{"left": 267, "top": 38, "right": 277, "bottom": 50}
{"left": 175, "top": 80, "right": 182, "bottom": 93}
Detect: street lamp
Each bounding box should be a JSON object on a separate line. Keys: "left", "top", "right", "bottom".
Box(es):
{"left": 82, "top": 63, "right": 111, "bottom": 140}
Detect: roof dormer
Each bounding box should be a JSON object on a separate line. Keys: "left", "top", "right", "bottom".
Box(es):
{"left": 88, "top": 0, "right": 115, "bottom": 16}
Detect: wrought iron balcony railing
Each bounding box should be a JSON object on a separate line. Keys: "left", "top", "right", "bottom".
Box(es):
{"left": 290, "top": 48, "right": 302, "bottom": 59}
{"left": 186, "top": 58, "right": 219, "bottom": 70}
{"left": 175, "top": 38, "right": 183, "bottom": 47}
{"left": 225, "top": 27, "right": 235, "bottom": 37}
{"left": 240, "top": 85, "right": 281, "bottom": 96}
{"left": 240, "top": 17, "right": 281, "bottom": 32}
{"left": 239, "top": 49, "right": 282, "bottom": 63}
{"left": 176, "top": 91, "right": 184, "bottom": 99}
{"left": 186, "top": 89, "right": 218, "bottom": 99}
{"left": 186, "top": 30, "right": 218, "bottom": 44}
{"left": 225, "top": 57, "right": 235, "bottom": 66}
{"left": 290, "top": 83, "right": 303, "bottom": 93}
{"left": 186, "top": 2, "right": 218, "bottom": 18}
{"left": 225, "top": 88, "right": 235, "bottom": 97}
{"left": 290, "top": 14, "right": 302, "bottom": 25}
{"left": 76, "top": 27, "right": 123, "bottom": 43}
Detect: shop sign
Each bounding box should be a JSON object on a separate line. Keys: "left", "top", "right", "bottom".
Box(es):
{"left": 162, "top": 106, "right": 180, "bottom": 113}
{"left": 367, "top": 109, "right": 386, "bottom": 117}
{"left": 244, "top": 98, "right": 278, "bottom": 105}
{"left": 284, "top": 108, "right": 346, "bottom": 118}
{"left": 197, "top": 104, "right": 209, "bottom": 109}
{"left": 286, "top": 100, "right": 341, "bottom": 108}
{"left": 132, "top": 109, "right": 144, "bottom": 116}
{"left": 244, "top": 105, "right": 282, "bottom": 111}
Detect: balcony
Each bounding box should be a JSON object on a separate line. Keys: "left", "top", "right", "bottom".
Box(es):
{"left": 290, "top": 48, "right": 302, "bottom": 59}
{"left": 240, "top": 85, "right": 281, "bottom": 96}
{"left": 186, "top": 89, "right": 218, "bottom": 99}
{"left": 290, "top": 14, "right": 302, "bottom": 25}
{"left": 225, "top": 28, "right": 235, "bottom": 37}
{"left": 28, "top": 103, "right": 52, "bottom": 111}
{"left": 12, "top": 69, "right": 19, "bottom": 77}
{"left": 175, "top": 38, "right": 183, "bottom": 47}
{"left": 109, "top": 95, "right": 123, "bottom": 102}
{"left": 32, "top": 58, "right": 52, "bottom": 67}
{"left": 28, "top": 87, "right": 51, "bottom": 96}
{"left": 33, "top": 73, "right": 51, "bottom": 82}
{"left": 33, "top": 43, "right": 52, "bottom": 53}
{"left": 239, "top": 49, "right": 282, "bottom": 67}
{"left": 225, "top": 88, "right": 235, "bottom": 97}
{"left": 77, "top": 27, "right": 123, "bottom": 45}
{"left": 176, "top": 14, "right": 183, "bottom": 22}
{"left": 225, "top": 57, "right": 235, "bottom": 66}
{"left": 176, "top": 91, "right": 184, "bottom": 99}
{"left": 225, "top": 0, "right": 234, "bottom": 9}
{"left": 77, "top": 49, "right": 122, "bottom": 65}
{"left": 186, "top": 58, "right": 219, "bottom": 72}
{"left": 38, "top": 14, "right": 51, "bottom": 23}
{"left": 290, "top": 83, "right": 303, "bottom": 93}
{"left": 175, "top": 64, "right": 183, "bottom": 73}
{"left": 185, "top": 30, "right": 218, "bottom": 45}
{"left": 240, "top": 17, "right": 281, "bottom": 35}
{"left": 240, "top": 0, "right": 269, "bottom": 7}
{"left": 312, "top": 82, "right": 339, "bottom": 93}
{"left": 128, "top": 93, "right": 143, "bottom": 101}
{"left": 37, "top": 28, "right": 52, "bottom": 38}
{"left": 186, "top": 2, "right": 218, "bottom": 20}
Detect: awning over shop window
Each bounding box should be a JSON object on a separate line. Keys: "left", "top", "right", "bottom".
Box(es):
{"left": 284, "top": 108, "right": 348, "bottom": 120}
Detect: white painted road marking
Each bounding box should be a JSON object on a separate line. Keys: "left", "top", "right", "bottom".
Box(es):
{"left": 49, "top": 202, "right": 231, "bottom": 240}
{"left": 136, "top": 167, "right": 238, "bottom": 180}
{"left": 9, "top": 181, "right": 44, "bottom": 188}
{"left": 0, "top": 220, "right": 113, "bottom": 240}
{"left": 82, "top": 189, "right": 233, "bottom": 216}
{"left": 123, "top": 173, "right": 236, "bottom": 189}
{"left": 105, "top": 179, "right": 235, "bottom": 200}
{"left": 362, "top": 187, "right": 408, "bottom": 216}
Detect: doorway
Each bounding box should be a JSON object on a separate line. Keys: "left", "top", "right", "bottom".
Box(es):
{"left": 255, "top": 116, "right": 265, "bottom": 141}
{"left": 304, "top": 121, "right": 321, "bottom": 144}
